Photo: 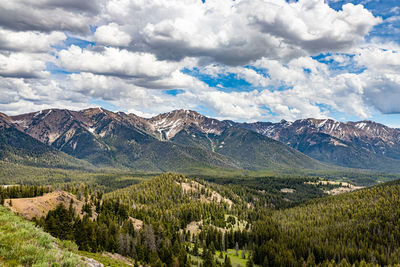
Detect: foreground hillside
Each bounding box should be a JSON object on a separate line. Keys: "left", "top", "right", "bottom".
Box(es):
{"left": 10, "top": 173, "right": 258, "bottom": 266}
{"left": 0, "top": 205, "right": 85, "bottom": 266}
{"left": 5, "top": 173, "right": 400, "bottom": 266}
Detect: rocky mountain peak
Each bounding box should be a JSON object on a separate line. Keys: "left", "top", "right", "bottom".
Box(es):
{"left": 148, "top": 109, "right": 225, "bottom": 140}
{"left": 80, "top": 107, "right": 109, "bottom": 116}
{"left": 9, "top": 109, "right": 89, "bottom": 145}
{"left": 151, "top": 109, "right": 203, "bottom": 121}
{"left": 0, "top": 112, "right": 12, "bottom": 128}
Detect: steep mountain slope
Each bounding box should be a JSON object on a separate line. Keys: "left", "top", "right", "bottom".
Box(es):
{"left": 9, "top": 108, "right": 239, "bottom": 172}
{"left": 0, "top": 113, "right": 90, "bottom": 169}
{"left": 149, "top": 110, "right": 328, "bottom": 171}
{"left": 234, "top": 118, "right": 400, "bottom": 172}
{"left": 170, "top": 125, "right": 327, "bottom": 170}
{"left": 6, "top": 108, "right": 331, "bottom": 172}
{"left": 0, "top": 112, "right": 12, "bottom": 127}
{"left": 213, "top": 128, "right": 327, "bottom": 170}
{"left": 11, "top": 108, "right": 115, "bottom": 164}
{"left": 11, "top": 107, "right": 400, "bottom": 173}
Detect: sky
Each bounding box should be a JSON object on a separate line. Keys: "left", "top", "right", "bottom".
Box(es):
{"left": 0, "top": 0, "right": 399, "bottom": 126}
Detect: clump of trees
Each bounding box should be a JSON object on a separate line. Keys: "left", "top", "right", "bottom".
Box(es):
{"left": 0, "top": 185, "right": 50, "bottom": 204}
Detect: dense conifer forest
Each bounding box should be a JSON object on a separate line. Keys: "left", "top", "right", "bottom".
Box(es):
{"left": 3, "top": 173, "right": 400, "bottom": 266}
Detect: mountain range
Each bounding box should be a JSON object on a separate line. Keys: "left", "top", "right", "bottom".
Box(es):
{"left": 232, "top": 118, "right": 400, "bottom": 172}
{"left": 1, "top": 107, "right": 400, "bottom": 173}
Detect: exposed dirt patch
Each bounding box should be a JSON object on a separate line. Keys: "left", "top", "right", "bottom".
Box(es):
{"left": 185, "top": 220, "right": 203, "bottom": 236}
{"left": 306, "top": 180, "right": 363, "bottom": 195}
{"left": 0, "top": 185, "right": 19, "bottom": 188}
{"left": 128, "top": 217, "right": 143, "bottom": 231}
{"left": 81, "top": 257, "right": 104, "bottom": 267}
{"left": 331, "top": 138, "right": 348, "bottom": 147}
{"left": 184, "top": 220, "right": 226, "bottom": 236}
{"left": 177, "top": 181, "right": 233, "bottom": 208}
{"left": 325, "top": 185, "right": 363, "bottom": 195}
{"left": 280, "top": 188, "right": 295, "bottom": 193}
{"left": 247, "top": 202, "right": 254, "bottom": 209}
{"left": 4, "top": 190, "right": 97, "bottom": 220}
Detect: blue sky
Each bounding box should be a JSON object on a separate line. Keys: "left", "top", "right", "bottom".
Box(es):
{"left": 0, "top": 0, "right": 399, "bottom": 127}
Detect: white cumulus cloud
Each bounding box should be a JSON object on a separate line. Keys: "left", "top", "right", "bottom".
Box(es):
{"left": 94, "top": 23, "right": 131, "bottom": 47}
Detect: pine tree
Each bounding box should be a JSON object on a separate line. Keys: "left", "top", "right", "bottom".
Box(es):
{"left": 202, "top": 248, "right": 215, "bottom": 267}
{"left": 193, "top": 242, "right": 199, "bottom": 256}
{"left": 246, "top": 257, "right": 254, "bottom": 267}
{"left": 235, "top": 242, "right": 239, "bottom": 256}
{"left": 223, "top": 255, "right": 232, "bottom": 267}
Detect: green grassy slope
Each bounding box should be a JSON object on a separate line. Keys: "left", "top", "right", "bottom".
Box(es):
{"left": 0, "top": 205, "right": 84, "bottom": 266}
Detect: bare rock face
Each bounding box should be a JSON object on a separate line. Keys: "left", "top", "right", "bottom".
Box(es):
{"left": 11, "top": 109, "right": 86, "bottom": 145}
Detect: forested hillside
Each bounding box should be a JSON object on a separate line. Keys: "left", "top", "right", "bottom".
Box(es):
{"left": 4, "top": 173, "right": 400, "bottom": 266}
{"left": 30, "top": 173, "right": 246, "bottom": 266}
{"left": 251, "top": 180, "right": 400, "bottom": 266}
{"left": 172, "top": 127, "right": 327, "bottom": 171}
